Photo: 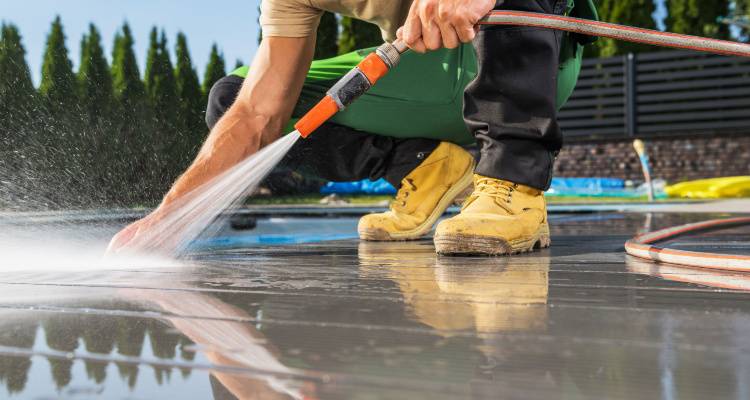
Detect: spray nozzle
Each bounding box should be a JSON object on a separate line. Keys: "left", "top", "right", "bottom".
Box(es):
{"left": 294, "top": 41, "right": 407, "bottom": 138}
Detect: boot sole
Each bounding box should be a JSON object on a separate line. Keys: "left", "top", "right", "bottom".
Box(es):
{"left": 359, "top": 159, "right": 476, "bottom": 241}
{"left": 434, "top": 223, "right": 551, "bottom": 256}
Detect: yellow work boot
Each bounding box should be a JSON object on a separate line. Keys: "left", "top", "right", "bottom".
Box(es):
{"left": 358, "top": 142, "right": 475, "bottom": 241}
{"left": 434, "top": 175, "right": 551, "bottom": 255}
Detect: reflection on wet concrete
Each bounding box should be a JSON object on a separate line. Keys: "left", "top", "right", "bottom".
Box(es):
{"left": 0, "top": 212, "right": 749, "bottom": 399}
{"left": 0, "top": 310, "right": 199, "bottom": 396}
{"left": 358, "top": 242, "right": 549, "bottom": 335}
{"left": 628, "top": 256, "right": 750, "bottom": 291}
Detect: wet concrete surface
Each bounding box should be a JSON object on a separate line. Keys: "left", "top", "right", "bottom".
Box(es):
{"left": 0, "top": 211, "right": 749, "bottom": 399}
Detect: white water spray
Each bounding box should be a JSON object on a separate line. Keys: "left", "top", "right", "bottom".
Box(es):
{"left": 121, "top": 132, "right": 302, "bottom": 256}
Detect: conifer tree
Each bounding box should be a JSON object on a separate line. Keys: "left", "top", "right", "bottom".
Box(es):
{"left": 156, "top": 31, "right": 179, "bottom": 120}
{"left": 111, "top": 22, "right": 153, "bottom": 204}
{"left": 590, "top": 0, "right": 657, "bottom": 56}
{"left": 202, "top": 44, "right": 226, "bottom": 101}
{"left": 666, "top": 0, "right": 730, "bottom": 39}
{"left": 174, "top": 32, "right": 204, "bottom": 159}
{"left": 234, "top": 59, "right": 244, "bottom": 69}
{"left": 39, "top": 16, "right": 77, "bottom": 115}
{"left": 143, "top": 28, "right": 183, "bottom": 191}
{"left": 78, "top": 24, "right": 113, "bottom": 126}
{"left": 150, "top": 31, "right": 181, "bottom": 185}
{"left": 112, "top": 23, "right": 146, "bottom": 114}
{"left": 0, "top": 23, "right": 37, "bottom": 208}
{"left": 77, "top": 23, "right": 115, "bottom": 203}
{"left": 315, "top": 11, "right": 339, "bottom": 59}
{"left": 111, "top": 23, "right": 146, "bottom": 122}
{"left": 338, "top": 17, "right": 383, "bottom": 54}
{"left": 144, "top": 30, "right": 179, "bottom": 128}
{"left": 39, "top": 16, "right": 83, "bottom": 205}
{"left": 0, "top": 24, "right": 34, "bottom": 102}
{"left": 0, "top": 23, "right": 36, "bottom": 140}
{"left": 144, "top": 28, "right": 160, "bottom": 101}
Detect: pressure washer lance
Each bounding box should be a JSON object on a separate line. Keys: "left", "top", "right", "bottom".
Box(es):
{"left": 294, "top": 11, "right": 750, "bottom": 138}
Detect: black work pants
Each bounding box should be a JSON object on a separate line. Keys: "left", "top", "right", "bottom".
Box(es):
{"left": 465, "top": 0, "right": 566, "bottom": 190}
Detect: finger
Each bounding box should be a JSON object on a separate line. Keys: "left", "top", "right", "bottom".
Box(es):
{"left": 456, "top": 22, "right": 478, "bottom": 43}
{"left": 396, "top": 27, "right": 404, "bottom": 41}
{"left": 106, "top": 224, "right": 139, "bottom": 254}
{"left": 438, "top": 22, "right": 461, "bottom": 49}
{"left": 402, "top": 4, "right": 422, "bottom": 45}
{"left": 418, "top": 0, "right": 437, "bottom": 27}
{"left": 411, "top": 37, "right": 427, "bottom": 53}
{"left": 402, "top": 13, "right": 423, "bottom": 47}
{"left": 422, "top": 20, "right": 443, "bottom": 50}
{"left": 436, "top": 3, "right": 460, "bottom": 48}
{"left": 418, "top": 2, "right": 442, "bottom": 50}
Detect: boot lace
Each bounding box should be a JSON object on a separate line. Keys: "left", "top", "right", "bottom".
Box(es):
{"left": 392, "top": 178, "right": 416, "bottom": 211}
{"left": 464, "top": 177, "right": 516, "bottom": 213}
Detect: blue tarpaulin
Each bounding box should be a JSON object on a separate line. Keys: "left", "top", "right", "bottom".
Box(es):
{"left": 550, "top": 177, "right": 624, "bottom": 192}
{"left": 320, "top": 177, "right": 664, "bottom": 198}
{"left": 320, "top": 178, "right": 397, "bottom": 195}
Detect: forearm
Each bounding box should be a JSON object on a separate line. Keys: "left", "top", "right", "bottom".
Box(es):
{"left": 160, "top": 36, "right": 315, "bottom": 208}
{"left": 160, "top": 106, "right": 272, "bottom": 206}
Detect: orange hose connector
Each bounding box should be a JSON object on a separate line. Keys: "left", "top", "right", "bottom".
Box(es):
{"left": 358, "top": 53, "right": 390, "bottom": 85}
{"left": 295, "top": 95, "right": 339, "bottom": 138}
{"left": 294, "top": 43, "right": 401, "bottom": 138}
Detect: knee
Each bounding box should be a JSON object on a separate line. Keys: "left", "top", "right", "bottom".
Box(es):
{"left": 205, "top": 75, "right": 244, "bottom": 130}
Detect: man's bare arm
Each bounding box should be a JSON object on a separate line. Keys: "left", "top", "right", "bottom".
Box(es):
{"left": 162, "top": 36, "right": 315, "bottom": 206}
{"left": 107, "top": 36, "right": 315, "bottom": 252}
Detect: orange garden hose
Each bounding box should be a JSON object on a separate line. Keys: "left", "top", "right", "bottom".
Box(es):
{"left": 625, "top": 218, "right": 750, "bottom": 272}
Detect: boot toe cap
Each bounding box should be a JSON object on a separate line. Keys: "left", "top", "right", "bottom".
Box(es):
{"left": 358, "top": 213, "right": 400, "bottom": 241}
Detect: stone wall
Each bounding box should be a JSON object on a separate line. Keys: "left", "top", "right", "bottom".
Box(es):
{"left": 554, "top": 134, "right": 750, "bottom": 183}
